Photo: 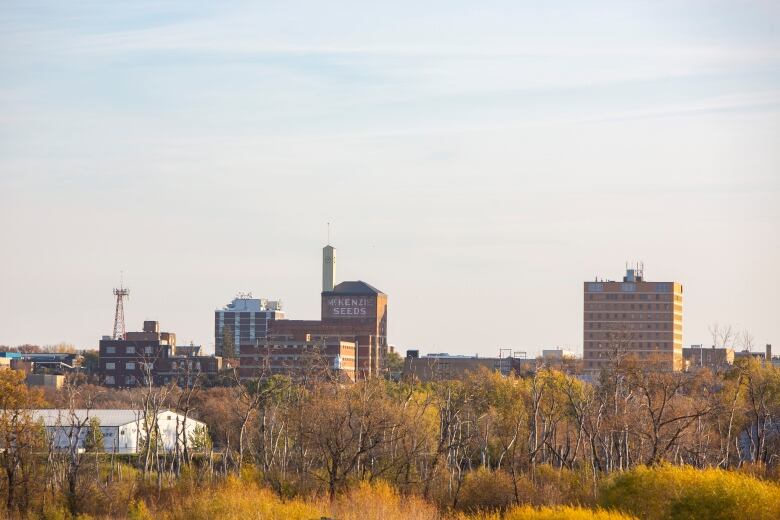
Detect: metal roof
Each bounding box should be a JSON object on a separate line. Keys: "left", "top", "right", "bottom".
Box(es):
{"left": 30, "top": 409, "right": 203, "bottom": 428}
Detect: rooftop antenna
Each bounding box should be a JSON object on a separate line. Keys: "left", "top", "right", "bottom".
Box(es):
{"left": 112, "top": 272, "right": 129, "bottom": 340}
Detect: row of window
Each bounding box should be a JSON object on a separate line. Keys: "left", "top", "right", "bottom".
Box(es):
{"left": 589, "top": 293, "right": 674, "bottom": 301}
{"left": 586, "top": 302, "right": 672, "bottom": 311}
{"left": 244, "top": 344, "right": 354, "bottom": 351}
{"left": 104, "top": 362, "right": 153, "bottom": 371}
{"left": 104, "top": 345, "right": 155, "bottom": 355}
{"left": 585, "top": 342, "right": 672, "bottom": 348}
{"left": 104, "top": 375, "right": 137, "bottom": 385}
{"left": 586, "top": 322, "right": 671, "bottom": 330}
{"left": 247, "top": 354, "right": 355, "bottom": 362}
{"left": 587, "top": 312, "right": 671, "bottom": 320}
{"left": 170, "top": 361, "right": 202, "bottom": 370}
{"left": 587, "top": 332, "right": 671, "bottom": 340}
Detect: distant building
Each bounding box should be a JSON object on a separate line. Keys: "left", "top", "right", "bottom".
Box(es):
{"left": 31, "top": 409, "right": 207, "bottom": 454}
{"left": 539, "top": 348, "right": 580, "bottom": 373}
{"left": 215, "top": 295, "right": 284, "bottom": 358}
{"left": 251, "top": 244, "right": 389, "bottom": 380}
{"left": 269, "top": 280, "right": 388, "bottom": 380}
{"left": 0, "top": 351, "right": 81, "bottom": 378}
{"left": 734, "top": 344, "right": 773, "bottom": 365}
{"left": 98, "top": 321, "right": 221, "bottom": 387}
{"left": 584, "top": 266, "right": 683, "bottom": 372}
{"left": 541, "top": 348, "right": 577, "bottom": 360}
{"left": 176, "top": 344, "right": 203, "bottom": 357}
{"left": 683, "top": 345, "right": 734, "bottom": 371}
{"left": 402, "top": 352, "right": 535, "bottom": 382}
{"left": 26, "top": 374, "right": 65, "bottom": 389}
{"left": 240, "top": 334, "right": 356, "bottom": 382}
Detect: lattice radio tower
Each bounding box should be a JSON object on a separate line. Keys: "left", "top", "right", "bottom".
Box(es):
{"left": 112, "top": 276, "right": 129, "bottom": 340}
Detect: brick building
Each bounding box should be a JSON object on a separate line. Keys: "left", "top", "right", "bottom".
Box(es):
{"left": 402, "top": 352, "right": 535, "bottom": 382}
{"left": 683, "top": 345, "right": 734, "bottom": 371}
{"left": 240, "top": 334, "right": 356, "bottom": 382}
{"left": 99, "top": 321, "right": 221, "bottom": 387}
{"left": 584, "top": 266, "right": 683, "bottom": 372}
{"left": 240, "top": 244, "right": 388, "bottom": 380}
{"left": 262, "top": 280, "right": 387, "bottom": 380}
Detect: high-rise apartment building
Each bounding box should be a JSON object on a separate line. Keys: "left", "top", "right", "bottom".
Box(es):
{"left": 214, "top": 295, "right": 284, "bottom": 357}
{"left": 583, "top": 266, "right": 683, "bottom": 372}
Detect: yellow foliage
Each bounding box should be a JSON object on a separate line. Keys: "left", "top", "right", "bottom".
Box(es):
{"left": 144, "top": 476, "right": 322, "bottom": 520}
{"left": 530, "top": 464, "right": 593, "bottom": 506}
{"left": 599, "top": 464, "right": 780, "bottom": 520}
{"left": 456, "top": 468, "right": 516, "bottom": 512}
{"left": 463, "top": 505, "right": 636, "bottom": 520}
{"left": 330, "top": 480, "right": 439, "bottom": 520}
{"left": 127, "top": 499, "right": 154, "bottom": 520}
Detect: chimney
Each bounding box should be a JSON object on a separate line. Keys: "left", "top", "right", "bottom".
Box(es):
{"left": 322, "top": 245, "right": 336, "bottom": 292}
{"left": 767, "top": 344, "right": 772, "bottom": 360}
{"left": 143, "top": 321, "right": 159, "bottom": 334}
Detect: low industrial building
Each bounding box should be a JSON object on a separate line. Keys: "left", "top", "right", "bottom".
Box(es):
{"left": 25, "top": 373, "right": 65, "bottom": 389}
{"left": 31, "top": 409, "right": 207, "bottom": 454}
{"left": 734, "top": 344, "right": 773, "bottom": 365}
{"left": 541, "top": 348, "right": 577, "bottom": 360}
{"left": 240, "top": 334, "right": 357, "bottom": 382}
{"left": 683, "top": 345, "right": 735, "bottom": 371}
{"left": 402, "top": 352, "right": 535, "bottom": 382}
{"left": 0, "top": 351, "right": 81, "bottom": 376}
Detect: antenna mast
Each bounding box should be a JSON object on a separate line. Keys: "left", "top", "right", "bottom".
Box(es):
{"left": 112, "top": 274, "right": 129, "bottom": 340}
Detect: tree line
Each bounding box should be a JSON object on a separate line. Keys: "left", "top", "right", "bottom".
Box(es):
{"left": 1, "top": 355, "right": 779, "bottom": 518}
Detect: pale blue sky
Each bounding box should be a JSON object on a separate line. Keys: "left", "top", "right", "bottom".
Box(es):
{"left": 1, "top": 1, "right": 779, "bottom": 354}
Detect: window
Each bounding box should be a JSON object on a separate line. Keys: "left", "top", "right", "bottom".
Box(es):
{"left": 105, "top": 362, "right": 115, "bottom": 370}
{"left": 144, "top": 346, "right": 153, "bottom": 354}
{"left": 126, "top": 346, "right": 136, "bottom": 354}
{"left": 105, "top": 375, "right": 115, "bottom": 385}
{"left": 106, "top": 346, "right": 116, "bottom": 354}
{"left": 126, "top": 362, "right": 135, "bottom": 370}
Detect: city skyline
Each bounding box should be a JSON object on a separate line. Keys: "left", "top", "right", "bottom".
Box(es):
{"left": 1, "top": 1, "right": 779, "bottom": 354}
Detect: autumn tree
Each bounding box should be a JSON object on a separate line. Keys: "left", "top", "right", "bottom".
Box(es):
{"left": 222, "top": 326, "right": 236, "bottom": 360}
{"left": 0, "top": 370, "right": 46, "bottom": 513}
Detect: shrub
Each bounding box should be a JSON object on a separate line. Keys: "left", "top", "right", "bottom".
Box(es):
{"left": 127, "top": 500, "right": 154, "bottom": 520}
{"left": 329, "top": 480, "right": 439, "bottom": 520}
{"left": 463, "top": 505, "right": 636, "bottom": 520}
{"left": 154, "top": 476, "right": 323, "bottom": 520}
{"left": 456, "top": 468, "right": 516, "bottom": 512}
{"left": 531, "top": 465, "right": 594, "bottom": 507}
{"left": 599, "top": 464, "right": 780, "bottom": 520}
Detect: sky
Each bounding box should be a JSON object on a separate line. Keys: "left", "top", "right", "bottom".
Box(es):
{"left": 1, "top": 1, "right": 779, "bottom": 355}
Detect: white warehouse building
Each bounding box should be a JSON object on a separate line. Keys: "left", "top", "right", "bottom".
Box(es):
{"left": 31, "top": 409, "right": 207, "bottom": 454}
